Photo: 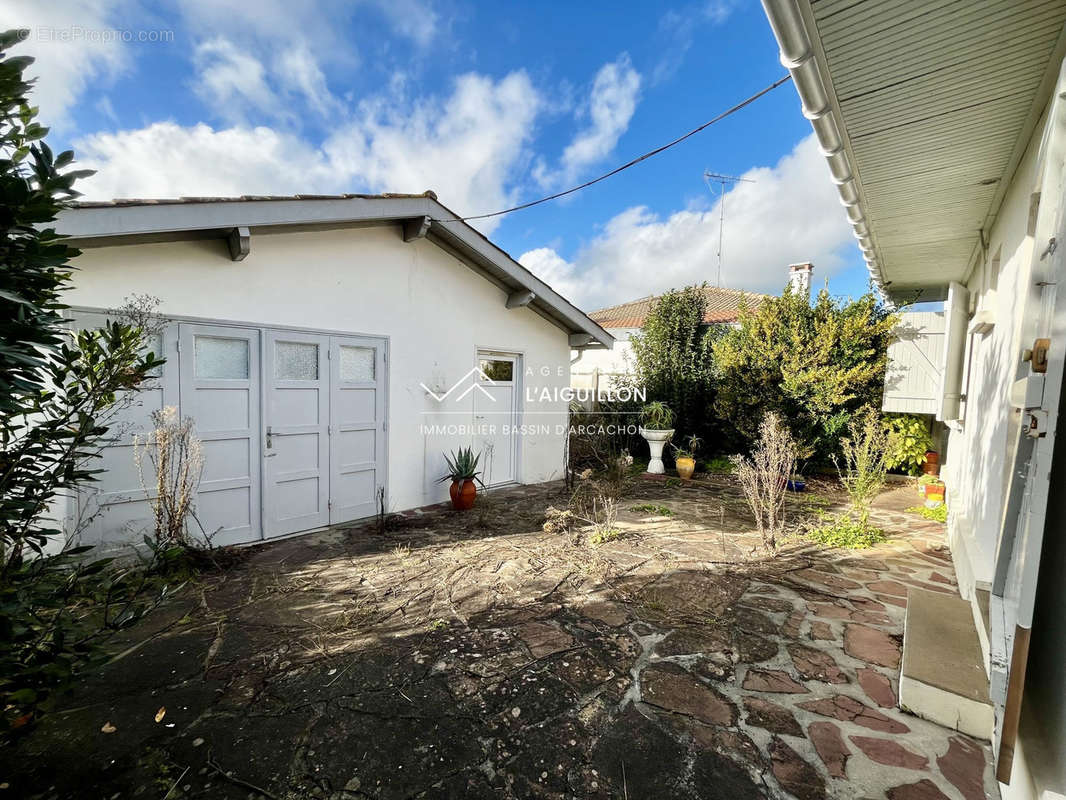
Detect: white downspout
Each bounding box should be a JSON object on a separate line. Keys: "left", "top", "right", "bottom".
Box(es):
{"left": 939, "top": 280, "right": 970, "bottom": 422}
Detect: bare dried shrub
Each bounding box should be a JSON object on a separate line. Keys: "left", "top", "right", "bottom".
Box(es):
{"left": 134, "top": 406, "right": 205, "bottom": 546}
{"left": 730, "top": 412, "right": 797, "bottom": 550}
{"left": 542, "top": 506, "right": 575, "bottom": 534}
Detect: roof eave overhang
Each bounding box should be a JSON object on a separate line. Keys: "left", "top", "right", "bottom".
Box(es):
{"left": 761, "top": 0, "right": 892, "bottom": 299}
{"left": 51, "top": 196, "right": 613, "bottom": 348}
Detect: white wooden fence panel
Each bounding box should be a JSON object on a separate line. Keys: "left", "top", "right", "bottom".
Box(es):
{"left": 883, "top": 311, "right": 946, "bottom": 415}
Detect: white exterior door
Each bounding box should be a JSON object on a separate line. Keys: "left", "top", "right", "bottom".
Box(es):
{"left": 178, "top": 324, "right": 262, "bottom": 546}
{"left": 329, "top": 336, "right": 387, "bottom": 524}
{"left": 474, "top": 352, "right": 519, "bottom": 486}
{"left": 263, "top": 331, "right": 330, "bottom": 538}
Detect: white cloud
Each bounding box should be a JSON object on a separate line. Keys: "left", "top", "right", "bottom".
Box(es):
{"left": 0, "top": 0, "right": 131, "bottom": 130}
{"left": 276, "top": 45, "right": 340, "bottom": 118}
{"left": 651, "top": 2, "right": 737, "bottom": 86}
{"left": 519, "top": 134, "right": 857, "bottom": 311}
{"left": 538, "top": 54, "right": 641, "bottom": 187}
{"left": 75, "top": 122, "right": 337, "bottom": 198}
{"left": 193, "top": 38, "right": 284, "bottom": 123}
{"left": 324, "top": 71, "right": 542, "bottom": 232}
{"left": 74, "top": 70, "right": 542, "bottom": 235}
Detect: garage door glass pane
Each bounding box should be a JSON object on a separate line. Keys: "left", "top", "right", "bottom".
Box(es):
{"left": 275, "top": 341, "right": 318, "bottom": 380}
{"left": 194, "top": 336, "right": 248, "bottom": 379}
{"left": 339, "top": 346, "right": 374, "bottom": 381}
{"left": 145, "top": 332, "right": 164, "bottom": 377}
{"left": 479, "top": 359, "right": 513, "bottom": 382}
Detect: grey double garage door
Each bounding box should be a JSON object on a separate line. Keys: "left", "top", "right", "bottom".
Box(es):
{"left": 84, "top": 315, "right": 387, "bottom": 547}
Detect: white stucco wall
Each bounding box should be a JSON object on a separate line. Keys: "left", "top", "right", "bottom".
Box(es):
{"left": 942, "top": 110, "right": 1046, "bottom": 597}
{"left": 62, "top": 224, "right": 572, "bottom": 529}
{"left": 935, "top": 100, "right": 1066, "bottom": 800}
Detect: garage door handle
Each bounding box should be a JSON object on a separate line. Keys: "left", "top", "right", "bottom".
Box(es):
{"left": 264, "top": 452, "right": 277, "bottom": 458}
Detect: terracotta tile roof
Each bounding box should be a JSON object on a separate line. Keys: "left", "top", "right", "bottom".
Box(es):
{"left": 588, "top": 286, "right": 769, "bottom": 328}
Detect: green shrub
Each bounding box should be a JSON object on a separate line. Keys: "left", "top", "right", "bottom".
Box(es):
{"left": 702, "top": 456, "right": 734, "bottom": 474}
{"left": 905, "top": 504, "right": 948, "bottom": 523}
{"left": 714, "top": 286, "right": 897, "bottom": 463}
{"left": 619, "top": 286, "right": 724, "bottom": 446}
{"left": 809, "top": 515, "right": 886, "bottom": 549}
{"left": 883, "top": 414, "right": 933, "bottom": 475}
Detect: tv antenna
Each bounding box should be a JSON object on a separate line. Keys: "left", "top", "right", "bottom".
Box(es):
{"left": 703, "top": 171, "right": 754, "bottom": 287}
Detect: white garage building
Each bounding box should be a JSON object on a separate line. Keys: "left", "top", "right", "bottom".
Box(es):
{"left": 54, "top": 193, "right": 612, "bottom": 548}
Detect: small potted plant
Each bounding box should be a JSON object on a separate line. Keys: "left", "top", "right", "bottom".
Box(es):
{"left": 672, "top": 434, "right": 702, "bottom": 480}
{"left": 923, "top": 477, "right": 946, "bottom": 507}
{"left": 639, "top": 402, "right": 675, "bottom": 475}
{"left": 438, "top": 447, "right": 484, "bottom": 510}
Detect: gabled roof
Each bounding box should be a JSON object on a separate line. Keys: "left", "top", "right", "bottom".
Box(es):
{"left": 588, "top": 286, "right": 769, "bottom": 329}
{"left": 762, "top": 0, "right": 1066, "bottom": 302}
{"left": 52, "top": 193, "right": 613, "bottom": 348}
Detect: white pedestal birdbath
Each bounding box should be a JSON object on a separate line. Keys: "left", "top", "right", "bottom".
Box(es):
{"left": 640, "top": 427, "right": 675, "bottom": 474}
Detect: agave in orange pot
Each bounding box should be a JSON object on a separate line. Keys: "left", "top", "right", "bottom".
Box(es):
{"left": 437, "top": 447, "right": 485, "bottom": 510}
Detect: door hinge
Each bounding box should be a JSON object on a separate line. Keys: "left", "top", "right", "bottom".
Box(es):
{"left": 327, "top": 349, "right": 331, "bottom": 360}
{"left": 328, "top": 500, "right": 332, "bottom": 510}
{"left": 175, "top": 338, "right": 181, "bottom": 352}
{"left": 327, "top": 425, "right": 331, "bottom": 435}
{"left": 383, "top": 420, "right": 387, "bottom": 432}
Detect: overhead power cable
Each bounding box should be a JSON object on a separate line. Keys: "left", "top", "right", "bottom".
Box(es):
{"left": 433, "top": 74, "right": 792, "bottom": 224}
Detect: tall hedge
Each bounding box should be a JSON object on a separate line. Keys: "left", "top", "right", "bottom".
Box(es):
{"left": 713, "top": 286, "right": 897, "bottom": 464}
{"left": 620, "top": 285, "right": 724, "bottom": 447}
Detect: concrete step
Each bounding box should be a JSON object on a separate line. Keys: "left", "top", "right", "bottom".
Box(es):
{"left": 899, "top": 587, "right": 994, "bottom": 739}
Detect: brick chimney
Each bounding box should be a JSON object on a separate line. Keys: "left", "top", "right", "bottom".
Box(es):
{"left": 788, "top": 262, "right": 814, "bottom": 298}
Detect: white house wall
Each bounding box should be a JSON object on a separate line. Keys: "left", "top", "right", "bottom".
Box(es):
{"left": 943, "top": 108, "right": 1047, "bottom": 598}
{"left": 938, "top": 101, "right": 1066, "bottom": 800}
{"left": 61, "top": 225, "right": 572, "bottom": 541}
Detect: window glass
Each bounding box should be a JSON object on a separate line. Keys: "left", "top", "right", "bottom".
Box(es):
{"left": 194, "top": 336, "right": 248, "bottom": 379}
{"left": 143, "top": 332, "right": 164, "bottom": 377}
{"left": 339, "top": 346, "right": 375, "bottom": 381}
{"left": 275, "top": 341, "right": 318, "bottom": 380}
{"left": 479, "top": 359, "right": 513, "bottom": 382}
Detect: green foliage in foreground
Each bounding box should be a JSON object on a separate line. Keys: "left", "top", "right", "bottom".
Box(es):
{"left": 0, "top": 34, "right": 171, "bottom": 736}
{"left": 630, "top": 504, "right": 674, "bottom": 516}
{"left": 906, "top": 504, "right": 948, "bottom": 523}
{"left": 808, "top": 514, "right": 887, "bottom": 549}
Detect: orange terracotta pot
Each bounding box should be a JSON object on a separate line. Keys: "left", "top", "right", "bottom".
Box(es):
{"left": 449, "top": 479, "right": 477, "bottom": 510}
{"left": 676, "top": 457, "right": 696, "bottom": 480}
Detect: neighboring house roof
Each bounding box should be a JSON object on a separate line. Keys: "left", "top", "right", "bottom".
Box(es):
{"left": 761, "top": 0, "right": 1066, "bottom": 301}
{"left": 51, "top": 192, "right": 613, "bottom": 349}
{"left": 588, "top": 286, "right": 768, "bottom": 329}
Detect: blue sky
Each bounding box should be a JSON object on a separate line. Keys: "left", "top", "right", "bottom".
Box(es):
{"left": 6, "top": 0, "right": 876, "bottom": 310}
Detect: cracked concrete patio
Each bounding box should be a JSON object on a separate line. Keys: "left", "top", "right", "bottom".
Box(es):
{"left": 0, "top": 476, "right": 996, "bottom": 799}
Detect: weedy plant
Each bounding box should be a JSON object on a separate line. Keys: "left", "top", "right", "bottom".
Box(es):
{"left": 834, "top": 407, "right": 890, "bottom": 528}
{"left": 730, "top": 413, "right": 797, "bottom": 551}
{"left": 809, "top": 408, "right": 892, "bottom": 549}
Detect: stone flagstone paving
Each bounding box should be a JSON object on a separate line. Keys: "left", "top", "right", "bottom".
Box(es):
{"left": 0, "top": 478, "right": 997, "bottom": 799}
